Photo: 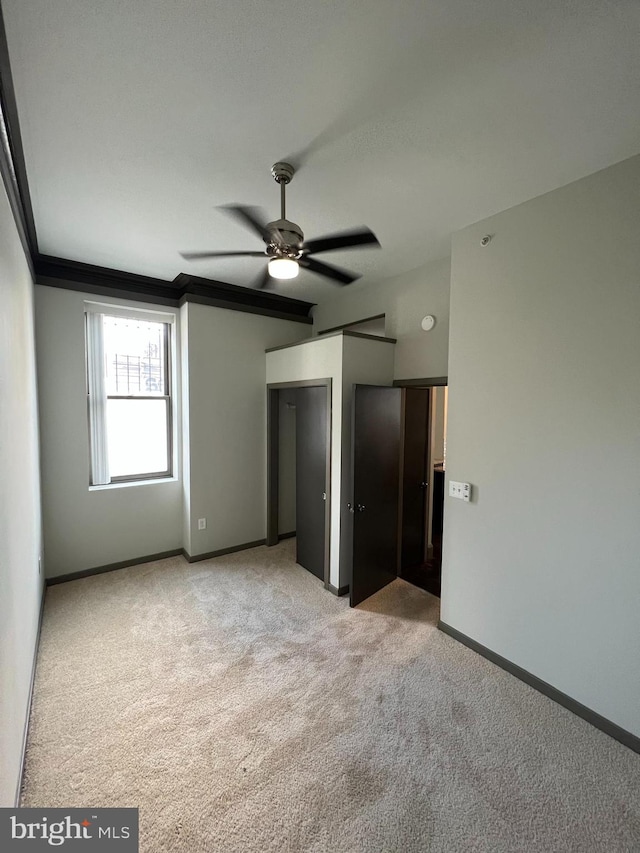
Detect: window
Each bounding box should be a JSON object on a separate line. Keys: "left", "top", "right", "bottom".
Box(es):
{"left": 86, "top": 307, "right": 174, "bottom": 485}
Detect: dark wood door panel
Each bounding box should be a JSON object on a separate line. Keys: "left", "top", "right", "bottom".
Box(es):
{"left": 350, "top": 385, "right": 402, "bottom": 606}
{"left": 295, "top": 386, "right": 327, "bottom": 580}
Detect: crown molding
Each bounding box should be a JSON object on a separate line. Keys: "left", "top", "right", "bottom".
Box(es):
{"left": 35, "top": 255, "right": 179, "bottom": 303}
{"left": 174, "top": 272, "right": 313, "bottom": 322}
{"left": 35, "top": 256, "right": 314, "bottom": 323}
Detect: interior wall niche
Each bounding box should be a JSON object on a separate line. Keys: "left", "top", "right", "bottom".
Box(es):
{"left": 317, "top": 313, "right": 386, "bottom": 337}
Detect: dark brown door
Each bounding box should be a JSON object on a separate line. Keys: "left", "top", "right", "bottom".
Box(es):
{"left": 295, "top": 386, "right": 327, "bottom": 580}
{"left": 350, "top": 385, "right": 402, "bottom": 607}
{"left": 401, "top": 388, "right": 430, "bottom": 570}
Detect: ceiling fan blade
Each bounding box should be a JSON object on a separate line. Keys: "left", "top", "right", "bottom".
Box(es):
{"left": 219, "top": 205, "right": 270, "bottom": 242}
{"left": 303, "top": 227, "right": 379, "bottom": 255}
{"left": 252, "top": 266, "right": 273, "bottom": 290}
{"left": 299, "top": 256, "right": 359, "bottom": 285}
{"left": 180, "top": 250, "right": 265, "bottom": 260}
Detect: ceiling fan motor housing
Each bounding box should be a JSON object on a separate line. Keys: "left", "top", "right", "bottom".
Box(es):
{"left": 266, "top": 218, "right": 304, "bottom": 257}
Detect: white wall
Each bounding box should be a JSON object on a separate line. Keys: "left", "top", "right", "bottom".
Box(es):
{"left": 183, "top": 302, "right": 307, "bottom": 557}
{"left": 442, "top": 154, "right": 640, "bottom": 736}
{"left": 0, "top": 187, "right": 43, "bottom": 804}
{"left": 34, "top": 287, "right": 183, "bottom": 577}
{"left": 312, "top": 257, "right": 450, "bottom": 380}
{"left": 266, "top": 333, "right": 395, "bottom": 588}
{"left": 34, "top": 290, "right": 309, "bottom": 572}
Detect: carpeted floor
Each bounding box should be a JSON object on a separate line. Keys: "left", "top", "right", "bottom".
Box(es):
{"left": 22, "top": 539, "right": 640, "bottom": 852}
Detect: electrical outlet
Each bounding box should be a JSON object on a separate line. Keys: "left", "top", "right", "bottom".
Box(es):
{"left": 198, "top": 518, "right": 206, "bottom": 530}
{"left": 449, "top": 481, "right": 472, "bottom": 502}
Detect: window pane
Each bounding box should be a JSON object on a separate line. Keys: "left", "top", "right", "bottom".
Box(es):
{"left": 103, "top": 316, "right": 166, "bottom": 396}
{"left": 106, "top": 398, "right": 169, "bottom": 478}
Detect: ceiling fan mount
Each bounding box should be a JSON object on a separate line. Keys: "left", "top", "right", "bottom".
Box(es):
{"left": 180, "top": 161, "right": 380, "bottom": 289}
{"left": 270, "top": 161, "right": 295, "bottom": 185}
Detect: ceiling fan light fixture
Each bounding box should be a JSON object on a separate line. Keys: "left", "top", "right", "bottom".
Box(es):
{"left": 268, "top": 257, "right": 299, "bottom": 280}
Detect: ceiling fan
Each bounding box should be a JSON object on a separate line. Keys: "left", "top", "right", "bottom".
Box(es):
{"left": 180, "top": 162, "right": 380, "bottom": 289}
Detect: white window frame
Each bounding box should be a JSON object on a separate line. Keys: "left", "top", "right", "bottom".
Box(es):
{"left": 85, "top": 303, "right": 176, "bottom": 487}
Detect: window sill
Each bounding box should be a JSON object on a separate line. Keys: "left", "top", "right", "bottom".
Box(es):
{"left": 89, "top": 476, "right": 178, "bottom": 492}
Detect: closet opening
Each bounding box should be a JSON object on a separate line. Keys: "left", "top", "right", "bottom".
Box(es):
{"left": 266, "top": 380, "right": 332, "bottom": 588}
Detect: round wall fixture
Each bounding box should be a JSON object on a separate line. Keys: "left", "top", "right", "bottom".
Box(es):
{"left": 421, "top": 315, "right": 436, "bottom": 331}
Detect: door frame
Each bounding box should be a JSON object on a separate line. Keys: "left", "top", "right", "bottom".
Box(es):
{"left": 266, "top": 379, "right": 332, "bottom": 590}
{"left": 393, "top": 376, "right": 448, "bottom": 566}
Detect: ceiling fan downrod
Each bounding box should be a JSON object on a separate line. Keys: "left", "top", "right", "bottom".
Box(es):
{"left": 271, "top": 161, "right": 295, "bottom": 221}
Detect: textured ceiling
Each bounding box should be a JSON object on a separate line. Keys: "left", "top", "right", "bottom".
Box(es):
{"left": 3, "top": 0, "right": 640, "bottom": 303}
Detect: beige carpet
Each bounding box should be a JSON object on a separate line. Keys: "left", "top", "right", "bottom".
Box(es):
{"left": 22, "top": 539, "right": 639, "bottom": 852}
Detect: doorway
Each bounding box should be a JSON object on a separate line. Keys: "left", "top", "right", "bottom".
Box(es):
{"left": 349, "top": 378, "right": 447, "bottom": 607}
{"left": 398, "top": 383, "right": 448, "bottom": 597}
{"left": 266, "top": 381, "right": 332, "bottom": 587}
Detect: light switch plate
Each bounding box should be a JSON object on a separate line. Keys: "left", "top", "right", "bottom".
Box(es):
{"left": 449, "top": 481, "right": 472, "bottom": 502}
